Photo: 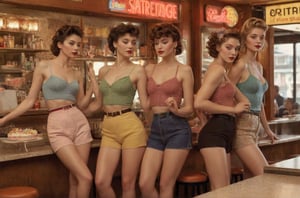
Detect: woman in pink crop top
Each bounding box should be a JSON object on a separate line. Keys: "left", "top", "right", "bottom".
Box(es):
{"left": 139, "top": 23, "right": 194, "bottom": 198}
{"left": 94, "top": 23, "right": 149, "bottom": 198}
{"left": 0, "top": 25, "right": 100, "bottom": 198}
{"left": 194, "top": 30, "right": 250, "bottom": 190}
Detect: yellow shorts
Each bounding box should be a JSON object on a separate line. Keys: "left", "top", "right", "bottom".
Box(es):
{"left": 233, "top": 113, "right": 260, "bottom": 150}
{"left": 101, "top": 111, "right": 147, "bottom": 149}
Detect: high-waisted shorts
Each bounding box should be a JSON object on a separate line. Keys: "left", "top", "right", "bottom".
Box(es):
{"left": 47, "top": 106, "right": 92, "bottom": 152}
{"left": 198, "top": 114, "right": 236, "bottom": 153}
{"left": 147, "top": 112, "right": 192, "bottom": 151}
{"left": 233, "top": 112, "right": 260, "bottom": 150}
{"left": 101, "top": 111, "right": 147, "bottom": 149}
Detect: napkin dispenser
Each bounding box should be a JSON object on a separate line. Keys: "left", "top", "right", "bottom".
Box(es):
{"left": 0, "top": 89, "right": 18, "bottom": 114}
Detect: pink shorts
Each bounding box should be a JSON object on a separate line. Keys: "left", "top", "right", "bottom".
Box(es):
{"left": 47, "top": 106, "right": 93, "bottom": 152}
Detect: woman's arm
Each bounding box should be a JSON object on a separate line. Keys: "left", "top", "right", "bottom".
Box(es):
{"left": 0, "top": 61, "right": 44, "bottom": 126}
{"left": 136, "top": 65, "right": 150, "bottom": 113}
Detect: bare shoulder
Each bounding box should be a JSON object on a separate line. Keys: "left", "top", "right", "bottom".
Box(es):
{"left": 234, "top": 57, "right": 247, "bottom": 70}
{"left": 178, "top": 64, "right": 192, "bottom": 73}
{"left": 98, "top": 65, "right": 111, "bottom": 79}
{"left": 144, "top": 63, "right": 155, "bottom": 76}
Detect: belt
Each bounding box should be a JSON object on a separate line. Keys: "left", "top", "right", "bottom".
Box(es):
{"left": 153, "top": 111, "right": 174, "bottom": 118}
{"left": 212, "top": 114, "right": 235, "bottom": 121}
{"left": 244, "top": 111, "right": 260, "bottom": 117}
{"left": 49, "top": 104, "right": 76, "bottom": 113}
{"left": 104, "top": 108, "right": 131, "bottom": 117}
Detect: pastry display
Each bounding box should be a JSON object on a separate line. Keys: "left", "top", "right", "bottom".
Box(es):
{"left": 7, "top": 128, "right": 38, "bottom": 139}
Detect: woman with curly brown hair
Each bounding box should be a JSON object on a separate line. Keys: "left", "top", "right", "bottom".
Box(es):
{"left": 94, "top": 23, "right": 149, "bottom": 198}
{"left": 194, "top": 29, "right": 250, "bottom": 190}
{"left": 138, "top": 23, "right": 194, "bottom": 198}
{"left": 0, "top": 25, "right": 100, "bottom": 198}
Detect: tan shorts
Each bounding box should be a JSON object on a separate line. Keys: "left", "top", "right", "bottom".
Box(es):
{"left": 47, "top": 107, "right": 93, "bottom": 152}
{"left": 233, "top": 113, "right": 260, "bottom": 150}
{"left": 101, "top": 111, "right": 147, "bottom": 149}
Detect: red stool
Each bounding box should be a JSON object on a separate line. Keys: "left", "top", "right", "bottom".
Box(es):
{"left": 231, "top": 167, "right": 244, "bottom": 183}
{"left": 0, "top": 186, "right": 39, "bottom": 198}
{"left": 175, "top": 171, "right": 208, "bottom": 198}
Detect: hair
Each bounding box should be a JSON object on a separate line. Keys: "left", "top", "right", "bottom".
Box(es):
{"left": 50, "top": 25, "right": 83, "bottom": 56}
{"left": 107, "top": 23, "right": 140, "bottom": 54}
{"left": 240, "top": 17, "right": 268, "bottom": 53}
{"left": 150, "top": 23, "right": 183, "bottom": 55}
{"left": 206, "top": 29, "right": 241, "bottom": 58}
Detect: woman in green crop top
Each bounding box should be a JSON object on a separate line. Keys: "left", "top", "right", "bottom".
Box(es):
{"left": 0, "top": 25, "right": 101, "bottom": 198}
{"left": 228, "top": 17, "right": 278, "bottom": 177}
{"left": 94, "top": 23, "right": 149, "bottom": 198}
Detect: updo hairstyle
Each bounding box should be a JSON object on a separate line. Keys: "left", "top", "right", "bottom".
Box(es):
{"left": 150, "top": 23, "right": 183, "bottom": 55}
{"left": 206, "top": 29, "right": 241, "bottom": 58}
{"left": 107, "top": 23, "right": 140, "bottom": 54}
{"left": 240, "top": 17, "right": 268, "bottom": 53}
{"left": 51, "top": 25, "right": 83, "bottom": 56}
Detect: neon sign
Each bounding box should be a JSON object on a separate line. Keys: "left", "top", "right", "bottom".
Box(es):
{"left": 205, "top": 5, "right": 239, "bottom": 27}
{"left": 109, "top": 0, "right": 178, "bottom": 21}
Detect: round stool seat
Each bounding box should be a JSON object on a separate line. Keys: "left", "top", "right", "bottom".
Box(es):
{"left": 231, "top": 167, "right": 244, "bottom": 183}
{"left": 176, "top": 171, "right": 208, "bottom": 197}
{"left": 0, "top": 186, "right": 39, "bottom": 198}
{"left": 177, "top": 172, "right": 208, "bottom": 183}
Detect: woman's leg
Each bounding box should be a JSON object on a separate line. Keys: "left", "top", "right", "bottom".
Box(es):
{"left": 159, "top": 149, "right": 189, "bottom": 198}
{"left": 95, "top": 147, "right": 121, "bottom": 198}
{"left": 121, "top": 147, "right": 145, "bottom": 198}
{"left": 56, "top": 143, "right": 92, "bottom": 198}
{"left": 139, "top": 148, "right": 163, "bottom": 198}
{"left": 235, "top": 144, "right": 268, "bottom": 176}
{"left": 200, "top": 147, "right": 230, "bottom": 190}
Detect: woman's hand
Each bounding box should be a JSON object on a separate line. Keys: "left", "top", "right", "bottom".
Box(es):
{"left": 165, "top": 97, "right": 179, "bottom": 113}
{"left": 234, "top": 102, "right": 251, "bottom": 114}
{"left": 265, "top": 129, "right": 279, "bottom": 144}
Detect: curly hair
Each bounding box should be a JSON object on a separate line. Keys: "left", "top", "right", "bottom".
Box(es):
{"left": 240, "top": 17, "right": 268, "bottom": 53}
{"left": 107, "top": 23, "right": 140, "bottom": 54}
{"left": 206, "top": 29, "right": 241, "bottom": 58}
{"left": 150, "top": 23, "right": 183, "bottom": 55}
{"left": 50, "top": 25, "right": 83, "bottom": 56}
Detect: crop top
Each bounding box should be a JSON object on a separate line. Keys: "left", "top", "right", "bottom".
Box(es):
{"left": 42, "top": 67, "right": 79, "bottom": 102}
{"left": 211, "top": 81, "right": 236, "bottom": 107}
{"left": 99, "top": 69, "right": 136, "bottom": 106}
{"left": 147, "top": 65, "right": 183, "bottom": 107}
{"left": 237, "top": 74, "right": 268, "bottom": 112}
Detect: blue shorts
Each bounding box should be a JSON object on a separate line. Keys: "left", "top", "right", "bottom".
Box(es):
{"left": 147, "top": 112, "right": 192, "bottom": 151}
{"left": 198, "top": 114, "right": 236, "bottom": 153}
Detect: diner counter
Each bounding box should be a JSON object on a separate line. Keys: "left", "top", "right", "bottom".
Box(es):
{"left": 264, "top": 156, "right": 300, "bottom": 176}
{"left": 194, "top": 173, "right": 300, "bottom": 198}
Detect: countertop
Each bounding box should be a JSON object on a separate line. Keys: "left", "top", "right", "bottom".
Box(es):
{"left": 264, "top": 156, "right": 300, "bottom": 176}
{"left": 194, "top": 173, "right": 300, "bottom": 198}
{"left": 1, "top": 134, "right": 300, "bottom": 163}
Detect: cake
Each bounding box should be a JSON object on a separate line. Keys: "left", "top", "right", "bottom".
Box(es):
{"left": 7, "top": 128, "right": 38, "bottom": 139}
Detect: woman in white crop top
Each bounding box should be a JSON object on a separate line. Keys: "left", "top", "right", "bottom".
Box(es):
{"left": 0, "top": 25, "right": 100, "bottom": 198}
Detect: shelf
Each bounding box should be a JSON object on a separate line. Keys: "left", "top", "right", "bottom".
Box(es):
{"left": 0, "top": 48, "right": 48, "bottom": 53}
{"left": 74, "top": 56, "right": 116, "bottom": 61}
{"left": 0, "top": 69, "right": 22, "bottom": 74}
{"left": 0, "top": 29, "right": 38, "bottom": 34}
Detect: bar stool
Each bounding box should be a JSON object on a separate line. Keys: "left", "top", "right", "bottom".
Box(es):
{"left": 231, "top": 167, "right": 244, "bottom": 183}
{"left": 175, "top": 171, "right": 208, "bottom": 198}
{"left": 0, "top": 186, "right": 39, "bottom": 198}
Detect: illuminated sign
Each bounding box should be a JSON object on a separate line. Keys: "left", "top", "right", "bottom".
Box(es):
{"left": 266, "top": 2, "right": 300, "bottom": 25}
{"left": 109, "top": 0, "right": 178, "bottom": 21}
{"left": 205, "top": 5, "right": 239, "bottom": 27}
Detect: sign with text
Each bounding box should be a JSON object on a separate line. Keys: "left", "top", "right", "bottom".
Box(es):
{"left": 205, "top": 5, "right": 239, "bottom": 27}
{"left": 266, "top": 2, "right": 300, "bottom": 25}
{"left": 108, "top": 0, "right": 178, "bottom": 21}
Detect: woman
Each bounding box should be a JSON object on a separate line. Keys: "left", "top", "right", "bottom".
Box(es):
{"left": 0, "top": 25, "right": 100, "bottom": 198}
{"left": 94, "top": 23, "right": 149, "bottom": 198}
{"left": 194, "top": 29, "right": 250, "bottom": 190}
{"left": 139, "top": 23, "right": 194, "bottom": 198}
{"left": 228, "top": 17, "right": 278, "bottom": 176}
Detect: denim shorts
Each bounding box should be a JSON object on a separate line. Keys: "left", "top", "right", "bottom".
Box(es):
{"left": 147, "top": 112, "right": 192, "bottom": 151}
{"left": 198, "top": 114, "right": 236, "bottom": 153}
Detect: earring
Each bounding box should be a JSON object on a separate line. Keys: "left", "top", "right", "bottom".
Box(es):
{"left": 113, "top": 48, "right": 117, "bottom": 57}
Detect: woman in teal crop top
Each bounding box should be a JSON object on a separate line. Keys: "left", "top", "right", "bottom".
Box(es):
{"left": 228, "top": 17, "right": 278, "bottom": 177}
{"left": 94, "top": 23, "right": 149, "bottom": 198}
{"left": 0, "top": 25, "right": 101, "bottom": 198}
